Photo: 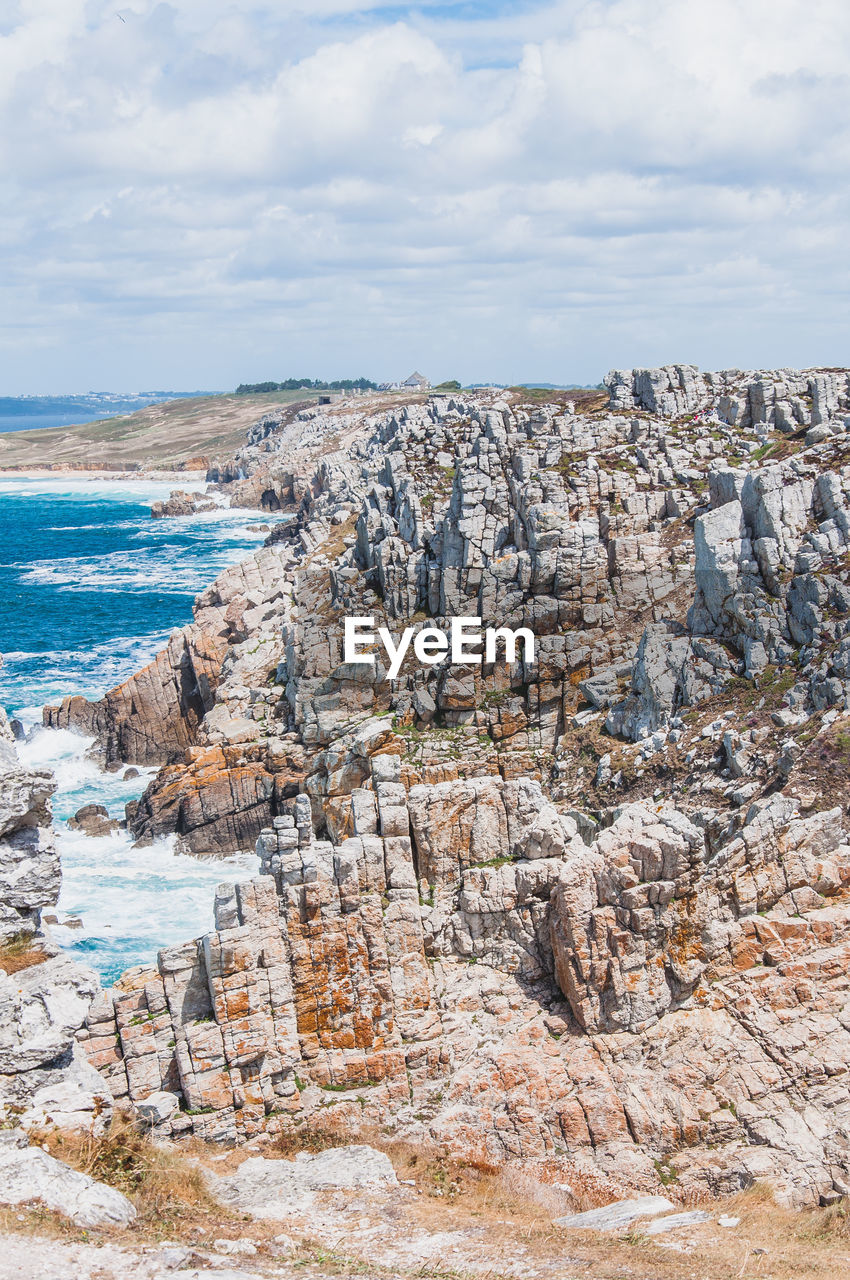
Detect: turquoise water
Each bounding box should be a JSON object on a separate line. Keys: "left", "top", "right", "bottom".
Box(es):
{"left": 0, "top": 478, "right": 269, "bottom": 982}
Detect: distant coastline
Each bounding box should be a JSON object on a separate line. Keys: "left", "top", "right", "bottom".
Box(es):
{"left": 0, "top": 391, "right": 218, "bottom": 436}
{"left": 0, "top": 389, "right": 310, "bottom": 473}
{"left": 0, "top": 390, "right": 213, "bottom": 413}
{"left": 0, "top": 466, "right": 207, "bottom": 481}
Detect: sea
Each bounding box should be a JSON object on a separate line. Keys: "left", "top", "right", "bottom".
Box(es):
{"left": 1, "top": 415, "right": 113, "bottom": 431}
{"left": 0, "top": 476, "right": 273, "bottom": 983}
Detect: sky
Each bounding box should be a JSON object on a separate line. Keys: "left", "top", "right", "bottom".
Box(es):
{"left": 2, "top": 0, "right": 849, "bottom": 392}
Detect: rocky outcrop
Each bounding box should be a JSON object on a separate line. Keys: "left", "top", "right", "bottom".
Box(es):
{"left": 44, "top": 544, "right": 297, "bottom": 769}
{"left": 68, "top": 804, "right": 120, "bottom": 837}
{"left": 60, "top": 385, "right": 701, "bottom": 846}
{"left": 42, "top": 626, "right": 221, "bottom": 766}
{"left": 603, "top": 624, "right": 737, "bottom": 739}
{"left": 150, "top": 490, "right": 216, "bottom": 518}
{"left": 78, "top": 744, "right": 850, "bottom": 1208}
{"left": 46, "top": 366, "right": 850, "bottom": 1208}
{"left": 0, "top": 712, "right": 111, "bottom": 1136}
{"left": 0, "top": 714, "right": 58, "bottom": 941}
{"left": 606, "top": 364, "right": 850, "bottom": 438}
{"left": 689, "top": 457, "right": 850, "bottom": 690}
{"left": 127, "top": 740, "right": 306, "bottom": 854}
{"left": 549, "top": 804, "right": 708, "bottom": 1033}
{"left": 605, "top": 364, "right": 710, "bottom": 417}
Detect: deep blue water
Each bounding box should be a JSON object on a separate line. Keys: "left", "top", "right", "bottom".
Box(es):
{"left": 0, "top": 478, "right": 269, "bottom": 981}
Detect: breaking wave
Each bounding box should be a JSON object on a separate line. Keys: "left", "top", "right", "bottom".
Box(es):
{"left": 18, "top": 728, "right": 258, "bottom": 984}
{"left": 0, "top": 477, "right": 268, "bottom": 981}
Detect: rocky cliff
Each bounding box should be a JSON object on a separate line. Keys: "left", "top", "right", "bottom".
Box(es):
{"left": 47, "top": 364, "right": 850, "bottom": 1207}
{"left": 0, "top": 712, "right": 111, "bottom": 1135}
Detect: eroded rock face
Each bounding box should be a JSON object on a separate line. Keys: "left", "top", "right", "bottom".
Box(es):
{"left": 0, "top": 714, "right": 58, "bottom": 942}
{"left": 76, "top": 747, "right": 850, "bottom": 1208}
{"left": 604, "top": 624, "right": 736, "bottom": 739}
{"left": 127, "top": 743, "right": 301, "bottom": 855}
{"left": 44, "top": 545, "right": 296, "bottom": 769}
{"left": 48, "top": 368, "right": 850, "bottom": 1207}
{"left": 550, "top": 804, "right": 708, "bottom": 1033}
{"left": 689, "top": 456, "right": 850, "bottom": 686}
{"left": 0, "top": 714, "right": 111, "bottom": 1135}
{"left": 43, "top": 627, "right": 220, "bottom": 766}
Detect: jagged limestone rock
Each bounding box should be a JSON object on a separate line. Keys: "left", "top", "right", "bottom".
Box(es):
{"left": 0, "top": 730, "right": 111, "bottom": 1135}
{"left": 41, "top": 369, "right": 850, "bottom": 1208}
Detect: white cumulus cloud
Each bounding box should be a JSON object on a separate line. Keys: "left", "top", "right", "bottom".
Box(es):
{"left": 1, "top": 0, "right": 849, "bottom": 390}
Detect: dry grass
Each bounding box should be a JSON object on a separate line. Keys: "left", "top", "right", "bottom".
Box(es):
{"left": 0, "top": 932, "right": 50, "bottom": 975}
{"left": 274, "top": 1113, "right": 615, "bottom": 1229}
{"left": 0, "top": 1203, "right": 86, "bottom": 1244}
{"left": 391, "top": 1160, "right": 850, "bottom": 1279}
{"left": 313, "top": 512, "right": 359, "bottom": 564}
{"left": 798, "top": 1200, "right": 850, "bottom": 1243}
{"left": 508, "top": 387, "right": 609, "bottom": 413}
{"left": 430, "top": 1181, "right": 850, "bottom": 1280}
{"left": 264, "top": 1115, "right": 850, "bottom": 1278}
{"left": 40, "top": 1115, "right": 224, "bottom": 1236}
{"left": 6, "top": 1117, "right": 850, "bottom": 1278}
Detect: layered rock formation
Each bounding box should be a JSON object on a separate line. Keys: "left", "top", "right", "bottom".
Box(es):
{"left": 44, "top": 365, "right": 850, "bottom": 1206}
{"left": 0, "top": 712, "right": 111, "bottom": 1135}
{"left": 78, "top": 755, "right": 850, "bottom": 1209}
{"left": 0, "top": 711, "right": 58, "bottom": 942}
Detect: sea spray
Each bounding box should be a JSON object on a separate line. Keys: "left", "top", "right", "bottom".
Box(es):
{"left": 18, "top": 712, "right": 258, "bottom": 990}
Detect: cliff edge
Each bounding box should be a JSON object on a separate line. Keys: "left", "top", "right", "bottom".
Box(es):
{"left": 39, "top": 364, "right": 850, "bottom": 1209}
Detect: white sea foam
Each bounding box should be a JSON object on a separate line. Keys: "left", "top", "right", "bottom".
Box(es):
{"left": 17, "top": 552, "right": 226, "bottom": 593}
{"left": 3, "top": 631, "right": 171, "bottom": 728}
{"left": 22, "top": 727, "right": 258, "bottom": 984}
{"left": 0, "top": 478, "right": 191, "bottom": 502}
{"left": 17, "top": 727, "right": 157, "bottom": 819}
{"left": 137, "top": 515, "right": 271, "bottom": 542}
{"left": 50, "top": 504, "right": 271, "bottom": 538}
{"left": 15, "top": 509, "right": 274, "bottom": 594}
{"left": 1, "top": 478, "right": 270, "bottom": 980}
{"left": 51, "top": 826, "right": 257, "bottom": 985}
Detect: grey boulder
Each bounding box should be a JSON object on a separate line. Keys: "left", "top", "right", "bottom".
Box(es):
{"left": 135, "top": 1089, "right": 181, "bottom": 1125}
{"left": 554, "top": 1195, "right": 676, "bottom": 1231}
{"left": 645, "top": 1209, "right": 711, "bottom": 1234}
{"left": 0, "top": 1143, "right": 136, "bottom": 1226}
{"left": 210, "top": 1144, "right": 398, "bottom": 1218}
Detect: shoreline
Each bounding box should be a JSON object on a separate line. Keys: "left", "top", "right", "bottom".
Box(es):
{"left": 0, "top": 476, "right": 269, "bottom": 982}
{"left": 3, "top": 367, "right": 850, "bottom": 1256}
